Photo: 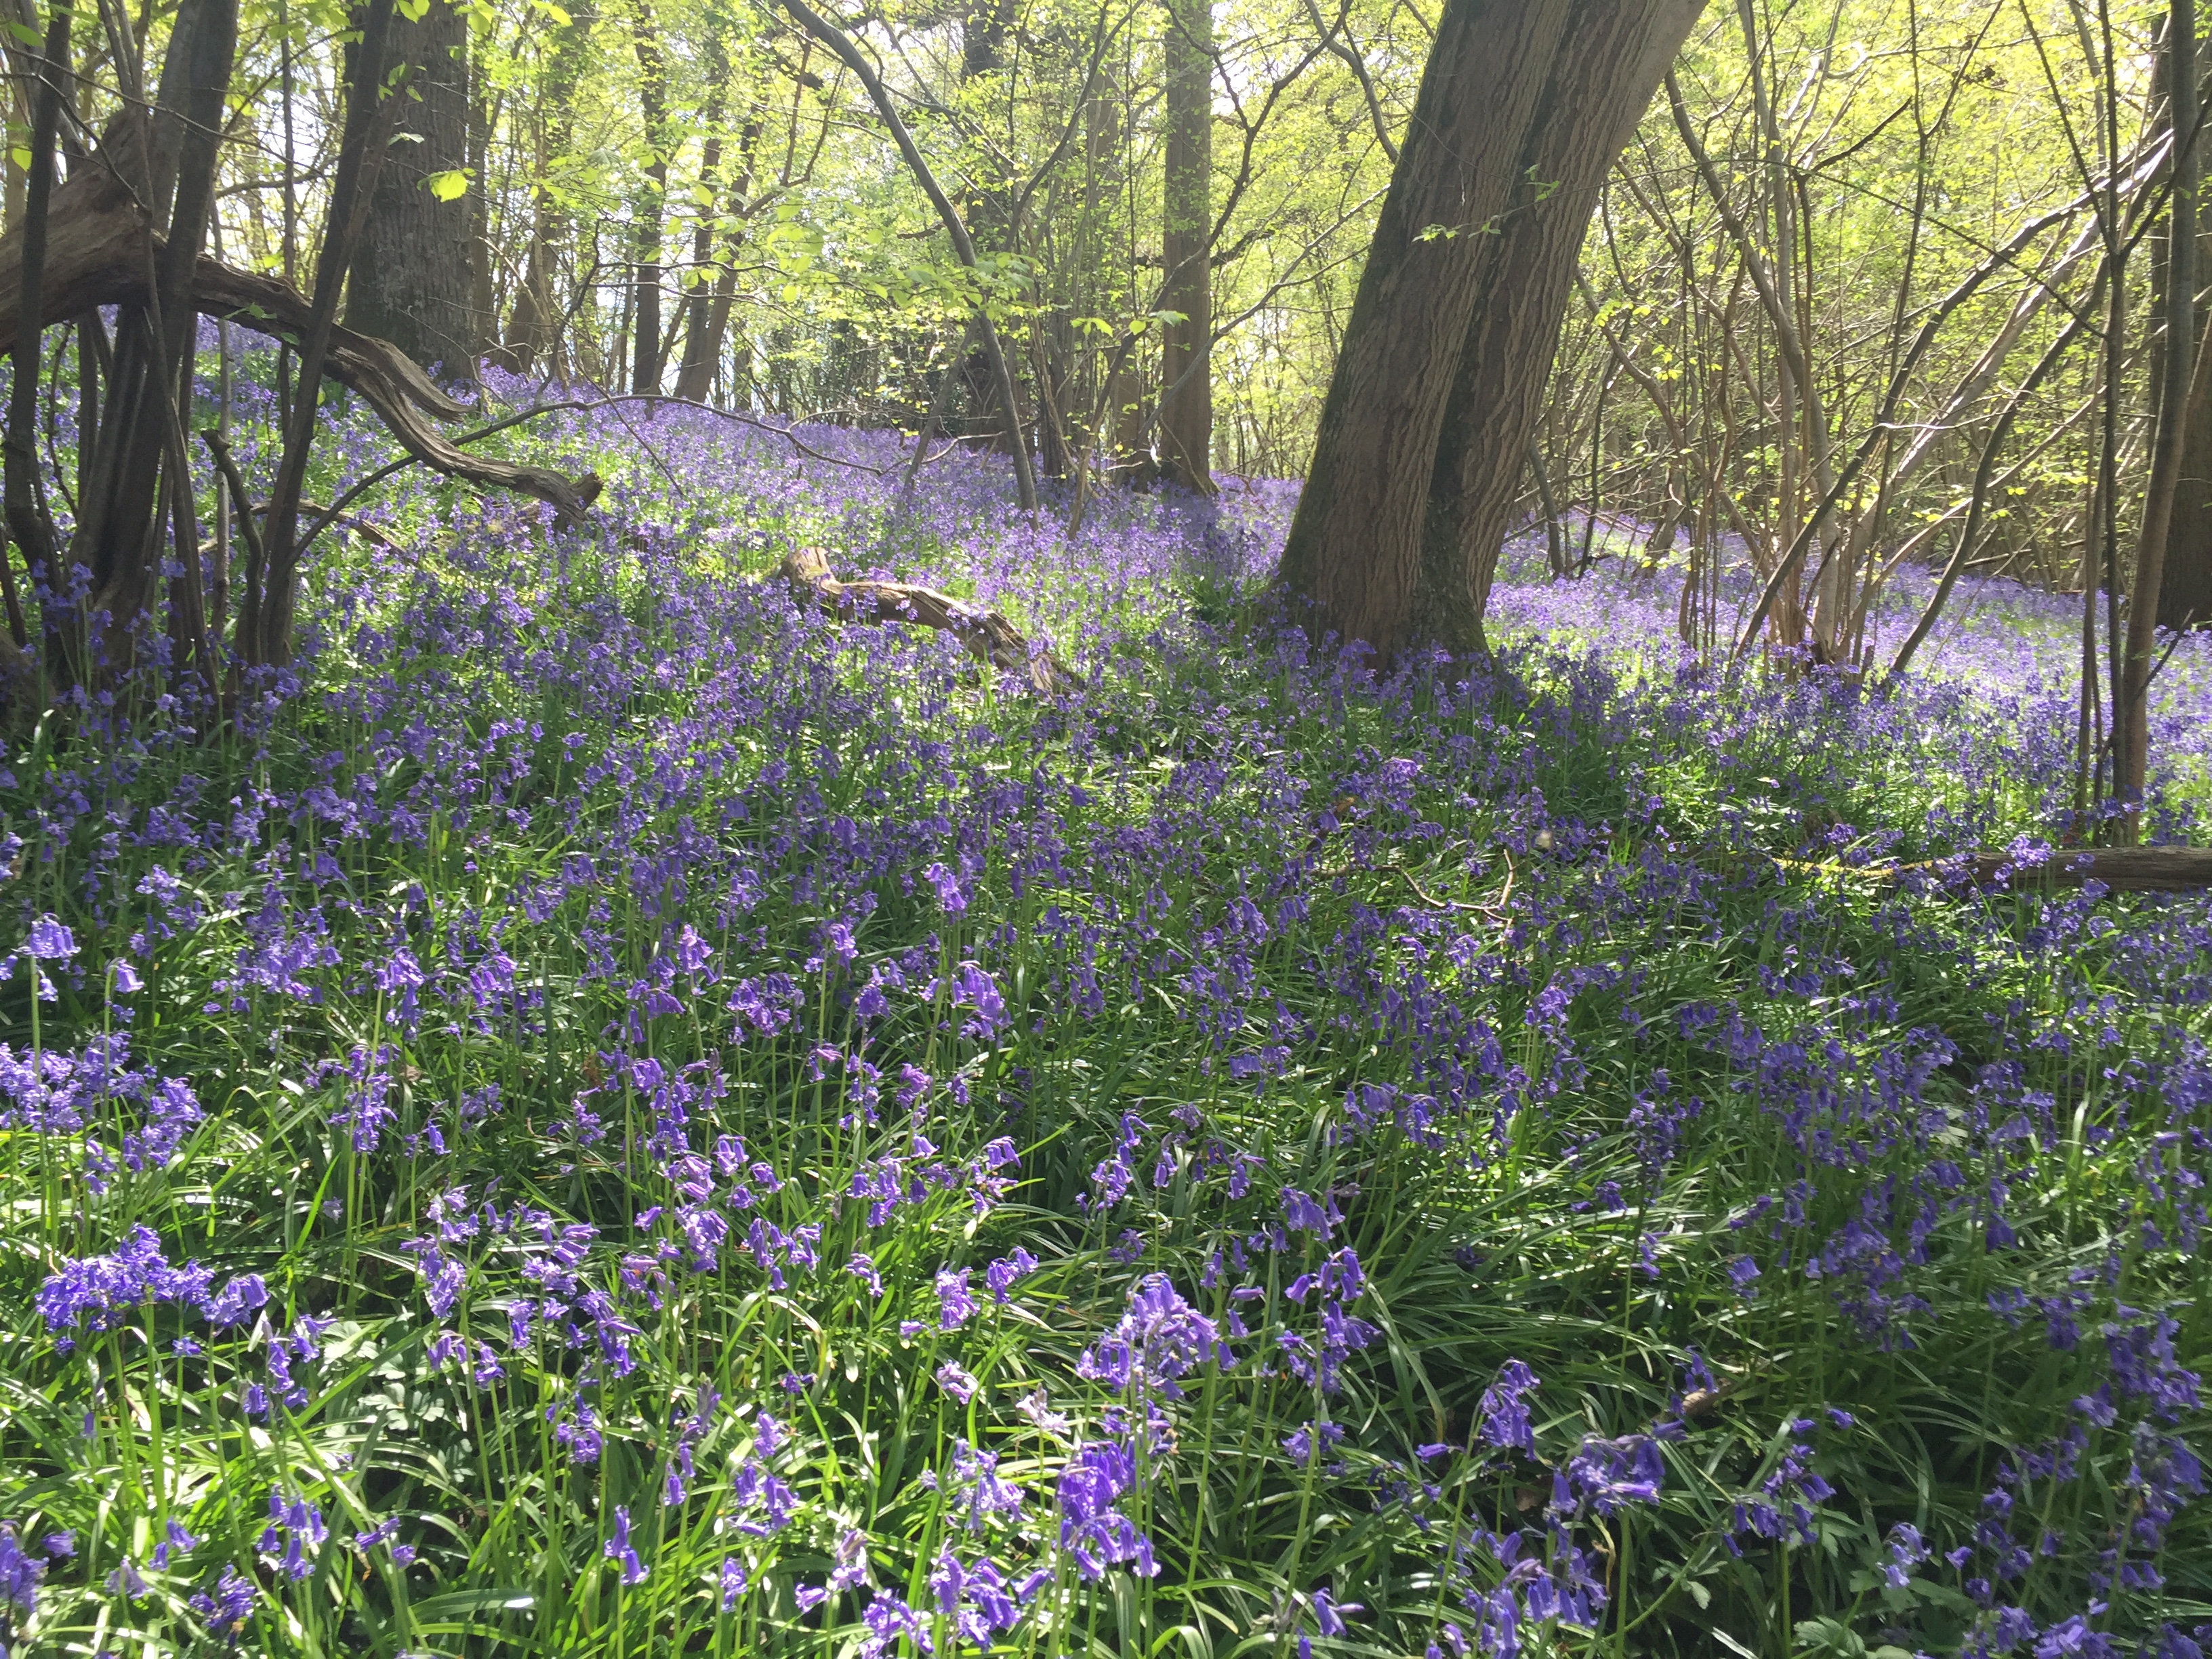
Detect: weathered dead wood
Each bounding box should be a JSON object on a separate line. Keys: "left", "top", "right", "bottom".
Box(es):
{"left": 0, "top": 117, "right": 600, "bottom": 523}
{"left": 778, "top": 547, "right": 1080, "bottom": 695}
{"left": 1776, "top": 846, "right": 2212, "bottom": 893}
{"left": 199, "top": 261, "right": 600, "bottom": 523}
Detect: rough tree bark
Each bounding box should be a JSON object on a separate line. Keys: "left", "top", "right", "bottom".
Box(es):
{"left": 1276, "top": 0, "right": 1705, "bottom": 663}
{"left": 1159, "top": 0, "right": 1213, "bottom": 492}
{"left": 1273, "top": 0, "right": 1580, "bottom": 661}
{"left": 2118, "top": 0, "right": 2195, "bottom": 830}
{"left": 348, "top": 0, "right": 480, "bottom": 378}
{"left": 1414, "top": 0, "right": 1706, "bottom": 651}
{"left": 2158, "top": 339, "right": 2212, "bottom": 632}
{"left": 630, "top": 0, "right": 670, "bottom": 397}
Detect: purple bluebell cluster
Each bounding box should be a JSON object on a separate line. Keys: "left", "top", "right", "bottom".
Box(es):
{"left": 0, "top": 379, "right": 2205, "bottom": 1656}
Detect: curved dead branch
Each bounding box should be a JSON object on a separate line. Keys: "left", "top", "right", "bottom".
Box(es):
{"left": 779, "top": 547, "right": 1080, "bottom": 695}
{"left": 0, "top": 114, "right": 600, "bottom": 523}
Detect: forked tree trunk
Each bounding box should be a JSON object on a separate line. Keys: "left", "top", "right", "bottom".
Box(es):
{"left": 672, "top": 27, "right": 731, "bottom": 403}
{"left": 347, "top": 0, "right": 479, "bottom": 379}
{"left": 1277, "top": 0, "right": 1704, "bottom": 663}
{"left": 1159, "top": 0, "right": 1212, "bottom": 492}
{"left": 1274, "top": 0, "right": 1581, "bottom": 662}
{"left": 1414, "top": 0, "right": 1706, "bottom": 651}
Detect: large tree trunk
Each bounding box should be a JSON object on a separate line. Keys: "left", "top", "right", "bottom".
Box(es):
{"left": 346, "top": 0, "right": 479, "bottom": 379}
{"left": 1273, "top": 0, "right": 1581, "bottom": 661}
{"left": 1158, "top": 0, "right": 1213, "bottom": 491}
{"left": 1276, "top": 0, "right": 1703, "bottom": 663}
{"left": 1414, "top": 0, "right": 1706, "bottom": 651}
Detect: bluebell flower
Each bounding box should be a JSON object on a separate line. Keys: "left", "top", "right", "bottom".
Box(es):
{"left": 0, "top": 1523, "right": 43, "bottom": 1617}
{"left": 603, "top": 1506, "right": 646, "bottom": 1584}
{"left": 936, "top": 1267, "right": 979, "bottom": 1330}
{"left": 1475, "top": 1360, "right": 1539, "bottom": 1458}
{"left": 188, "top": 1563, "right": 257, "bottom": 1644}
{"left": 24, "top": 916, "right": 77, "bottom": 959}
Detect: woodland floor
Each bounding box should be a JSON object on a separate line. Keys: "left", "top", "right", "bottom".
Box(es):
{"left": 1, "top": 376, "right": 2208, "bottom": 1659}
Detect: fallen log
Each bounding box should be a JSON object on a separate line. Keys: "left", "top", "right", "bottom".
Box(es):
{"left": 1775, "top": 845, "right": 2212, "bottom": 893}
{"left": 0, "top": 112, "right": 600, "bottom": 523}
{"left": 778, "top": 547, "right": 1080, "bottom": 695}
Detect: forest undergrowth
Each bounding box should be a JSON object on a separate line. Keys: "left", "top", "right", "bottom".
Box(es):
{"left": 1, "top": 367, "right": 2208, "bottom": 1659}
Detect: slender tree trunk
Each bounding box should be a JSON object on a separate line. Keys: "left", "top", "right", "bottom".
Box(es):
{"left": 71, "top": 0, "right": 238, "bottom": 682}
{"left": 781, "top": 0, "right": 1038, "bottom": 508}
{"left": 1, "top": 1, "right": 68, "bottom": 684}
{"left": 630, "top": 0, "right": 668, "bottom": 398}
{"left": 3, "top": 78, "right": 25, "bottom": 236}
{"left": 956, "top": 0, "right": 1031, "bottom": 456}
{"left": 2118, "top": 0, "right": 2196, "bottom": 830}
{"left": 501, "top": 2, "right": 594, "bottom": 373}
{"left": 673, "top": 26, "right": 735, "bottom": 403}
{"left": 248, "top": 0, "right": 401, "bottom": 668}
{"left": 675, "top": 117, "right": 760, "bottom": 404}
{"left": 1527, "top": 439, "right": 1565, "bottom": 578}
{"left": 1160, "top": 0, "right": 1213, "bottom": 491}
{"left": 468, "top": 43, "right": 496, "bottom": 363}
{"left": 348, "top": 0, "right": 477, "bottom": 378}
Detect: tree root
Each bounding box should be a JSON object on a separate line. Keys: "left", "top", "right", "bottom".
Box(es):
{"left": 0, "top": 112, "right": 600, "bottom": 523}
{"left": 778, "top": 547, "right": 1080, "bottom": 695}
